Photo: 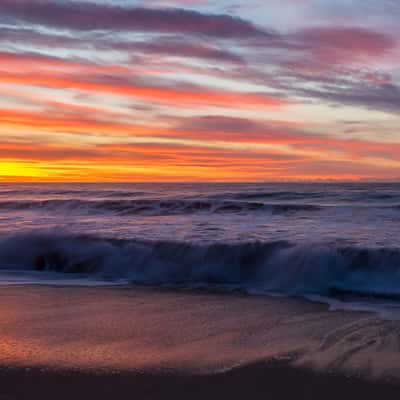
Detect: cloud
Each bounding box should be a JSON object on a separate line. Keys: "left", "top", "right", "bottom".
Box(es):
{"left": 175, "top": 115, "right": 310, "bottom": 143}
{"left": 0, "top": 1, "right": 273, "bottom": 39}
{"left": 0, "top": 27, "right": 245, "bottom": 66}
{"left": 118, "top": 38, "right": 246, "bottom": 64}
{"left": 294, "top": 78, "right": 400, "bottom": 113}
{"left": 1, "top": 138, "right": 397, "bottom": 182}
{"left": 0, "top": 140, "right": 303, "bottom": 182}
{"left": 0, "top": 57, "right": 286, "bottom": 109}
{"left": 293, "top": 26, "right": 396, "bottom": 65}
{"left": 0, "top": 1, "right": 399, "bottom": 181}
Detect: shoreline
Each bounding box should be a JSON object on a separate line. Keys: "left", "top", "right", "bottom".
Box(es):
{"left": 1, "top": 285, "right": 400, "bottom": 388}
{"left": 1, "top": 360, "right": 400, "bottom": 400}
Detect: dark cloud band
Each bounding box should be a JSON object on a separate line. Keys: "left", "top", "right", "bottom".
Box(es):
{"left": 0, "top": 0, "right": 272, "bottom": 39}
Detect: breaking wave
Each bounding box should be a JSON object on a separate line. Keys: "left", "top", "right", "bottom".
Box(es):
{"left": 0, "top": 189, "right": 150, "bottom": 198}
{"left": 215, "top": 190, "right": 400, "bottom": 203}
{"left": 0, "top": 199, "right": 322, "bottom": 215}
{"left": 1, "top": 232, "right": 400, "bottom": 298}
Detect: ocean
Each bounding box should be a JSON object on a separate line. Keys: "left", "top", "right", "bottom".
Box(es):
{"left": 0, "top": 182, "right": 400, "bottom": 314}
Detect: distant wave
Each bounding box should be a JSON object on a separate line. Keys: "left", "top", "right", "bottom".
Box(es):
{"left": 208, "top": 191, "right": 400, "bottom": 204}
{"left": 2, "top": 187, "right": 399, "bottom": 206}
{"left": 0, "top": 199, "right": 322, "bottom": 215}
{"left": 1, "top": 232, "right": 400, "bottom": 298}
{"left": 222, "top": 191, "right": 326, "bottom": 200}
{"left": 0, "top": 189, "right": 150, "bottom": 198}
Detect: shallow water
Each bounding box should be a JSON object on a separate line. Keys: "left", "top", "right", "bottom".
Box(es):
{"left": 2, "top": 285, "right": 400, "bottom": 381}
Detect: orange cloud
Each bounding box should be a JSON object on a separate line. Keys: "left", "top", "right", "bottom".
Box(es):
{"left": 0, "top": 70, "right": 285, "bottom": 109}
{"left": 1, "top": 107, "right": 400, "bottom": 165}
{"left": 0, "top": 139, "right": 398, "bottom": 183}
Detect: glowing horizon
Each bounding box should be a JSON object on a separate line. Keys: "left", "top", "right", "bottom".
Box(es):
{"left": 0, "top": 0, "right": 399, "bottom": 182}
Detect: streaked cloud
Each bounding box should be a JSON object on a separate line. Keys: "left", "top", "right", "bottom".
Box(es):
{"left": 0, "top": 1, "right": 272, "bottom": 38}
{"left": 0, "top": 0, "right": 399, "bottom": 181}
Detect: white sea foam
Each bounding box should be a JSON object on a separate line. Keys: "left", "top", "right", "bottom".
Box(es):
{"left": 0, "top": 232, "right": 400, "bottom": 300}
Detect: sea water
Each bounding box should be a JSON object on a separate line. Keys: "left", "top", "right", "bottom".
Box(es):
{"left": 0, "top": 182, "right": 399, "bottom": 315}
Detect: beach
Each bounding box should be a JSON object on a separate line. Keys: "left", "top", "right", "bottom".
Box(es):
{"left": 1, "top": 285, "right": 400, "bottom": 399}
{"left": 1, "top": 183, "right": 400, "bottom": 398}
{"left": 2, "top": 359, "right": 400, "bottom": 400}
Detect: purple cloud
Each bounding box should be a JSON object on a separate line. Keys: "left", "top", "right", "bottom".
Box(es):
{"left": 0, "top": 1, "right": 273, "bottom": 39}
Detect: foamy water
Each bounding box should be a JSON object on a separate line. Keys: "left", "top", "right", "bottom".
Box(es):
{"left": 0, "top": 182, "right": 399, "bottom": 315}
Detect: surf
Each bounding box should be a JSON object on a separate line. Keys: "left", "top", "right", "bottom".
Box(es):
{"left": 1, "top": 232, "right": 400, "bottom": 300}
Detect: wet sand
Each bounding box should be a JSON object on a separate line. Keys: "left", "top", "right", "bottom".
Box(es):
{"left": 1, "top": 361, "right": 400, "bottom": 400}
{"left": 1, "top": 285, "right": 400, "bottom": 398}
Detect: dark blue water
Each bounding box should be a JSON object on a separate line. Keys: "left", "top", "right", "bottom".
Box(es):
{"left": 0, "top": 182, "right": 399, "bottom": 303}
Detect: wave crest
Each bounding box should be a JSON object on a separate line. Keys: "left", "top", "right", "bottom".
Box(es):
{"left": 0, "top": 199, "right": 322, "bottom": 215}
{"left": 1, "top": 233, "right": 400, "bottom": 298}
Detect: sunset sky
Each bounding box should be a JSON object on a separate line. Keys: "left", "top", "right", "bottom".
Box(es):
{"left": 0, "top": 0, "right": 399, "bottom": 182}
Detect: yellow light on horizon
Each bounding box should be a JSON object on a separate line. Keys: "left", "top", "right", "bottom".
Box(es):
{"left": 0, "top": 162, "right": 47, "bottom": 178}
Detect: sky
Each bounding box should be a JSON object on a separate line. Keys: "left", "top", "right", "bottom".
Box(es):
{"left": 0, "top": 0, "right": 399, "bottom": 182}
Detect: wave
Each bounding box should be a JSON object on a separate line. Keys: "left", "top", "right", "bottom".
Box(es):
{"left": 1, "top": 232, "right": 400, "bottom": 298}
{"left": 224, "top": 191, "right": 326, "bottom": 200}
{"left": 0, "top": 199, "right": 322, "bottom": 215}
{"left": 217, "top": 191, "right": 400, "bottom": 203}
{"left": 0, "top": 189, "right": 150, "bottom": 198}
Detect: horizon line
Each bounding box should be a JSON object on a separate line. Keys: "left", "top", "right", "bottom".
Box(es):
{"left": 0, "top": 180, "right": 399, "bottom": 185}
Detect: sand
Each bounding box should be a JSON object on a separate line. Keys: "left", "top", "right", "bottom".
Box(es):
{"left": 1, "top": 285, "right": 400, "bottom": 398}
{"left": 1, "top": 361, "right": 400, "bottom": 400}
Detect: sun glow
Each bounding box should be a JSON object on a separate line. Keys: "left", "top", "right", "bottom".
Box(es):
{"left": 0, "top": 162, "right": 47, "bottom": 180}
